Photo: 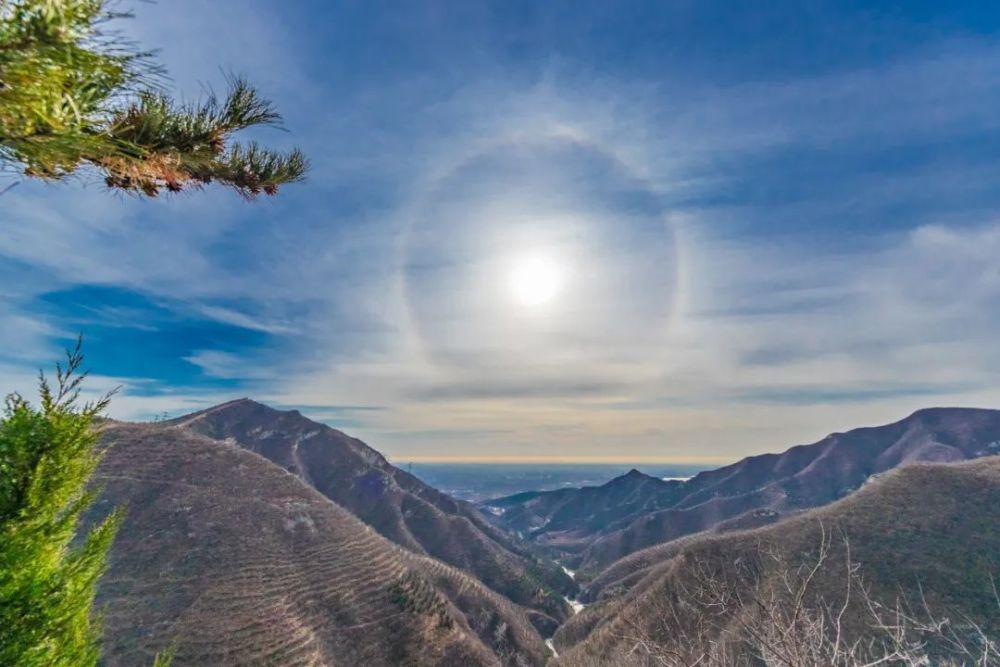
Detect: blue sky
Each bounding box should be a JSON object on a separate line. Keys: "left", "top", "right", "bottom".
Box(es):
{"left": 3, "top": 1, "right": 1000, "bottom": 462}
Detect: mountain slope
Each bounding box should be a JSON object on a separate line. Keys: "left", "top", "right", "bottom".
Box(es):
{"left": 168, "top": 399, "right": 574, "bottom": 628}
{"left": 485, "top": 407, "right": 1000, "bottom": 573}
{"left": 551, "top": 456, "right": 1000, "bottom": 665}
{"left": 90, "top": 422, "right": 548, "bottom": 667}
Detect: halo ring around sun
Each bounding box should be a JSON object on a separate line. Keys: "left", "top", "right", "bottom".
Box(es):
{"left": 397, "top": 132, "right": 683, "bottom": 375}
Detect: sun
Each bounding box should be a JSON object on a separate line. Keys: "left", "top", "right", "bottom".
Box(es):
{"left": 508, "top": 254, "right": 565, "bottom": 307}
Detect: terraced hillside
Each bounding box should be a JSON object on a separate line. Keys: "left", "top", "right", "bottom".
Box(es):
{"left": 550, "top": 456, "right": 1000, "bottom": 665}
{"left": 169, "top": 399, "right": 574, "bottom": 629}
{"left": 485, "top": 407, "right": 1000, "bottom": 574}
{"left": 90, "top": 422, "right": 549, "bottom": 667}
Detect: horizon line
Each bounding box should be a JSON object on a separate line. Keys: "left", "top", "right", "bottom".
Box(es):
{"left": 386, "top": 455, "right": 734, "bottom": 465}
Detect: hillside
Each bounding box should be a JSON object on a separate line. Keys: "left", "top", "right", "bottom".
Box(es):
{"left": 89, "top": 422, "right": 549, "bottom": 667}
{"left": 169, "top": 399, "right": 574, "bottom": 628}
{"left": 550, "top": 456, "right": 1000, "bottom": 665}
{"left": 85, "top": 404, "right": 1000, "bottom": 665}
{"left": 484, "top": 407, "right": 1000, "bottom": 573}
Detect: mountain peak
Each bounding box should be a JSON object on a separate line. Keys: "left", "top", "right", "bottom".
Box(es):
{"left": 605, "top": 468, "right": 653, "bottom": 487}
{"left": 217, "top": 397, "right": 259, "bottom": 409}
{"left": 155, "top": 396, "right": 577, "bottom": 623}
{"left": 173, "top": 398, "right": 303, "bottom": 426}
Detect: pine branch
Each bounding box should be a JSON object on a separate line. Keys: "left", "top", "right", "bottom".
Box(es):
{"left": 0, "top": 1, "right": 305, "bottom": 197}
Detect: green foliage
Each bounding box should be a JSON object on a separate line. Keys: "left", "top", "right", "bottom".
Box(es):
{"left": 0, "top": 342, "right": 150, "bottom": 666}
{"left": 0, "top": 0, "right": 306, "bottom": 196}
{"left": 151, "top": 644, "right": 175, "bottom": 667}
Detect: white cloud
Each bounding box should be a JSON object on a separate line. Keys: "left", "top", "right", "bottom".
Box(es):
{"left": 193, "top": 306, "right": 298, "bottom": 335}
{"left": 3, "top": 7, "right": 1000, "bottom": 462}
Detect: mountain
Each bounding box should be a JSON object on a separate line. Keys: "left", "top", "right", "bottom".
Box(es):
{"left": 167, "top": 399, "right": 574, "bottom": 629}
{"left": 90, "top": 421, "right": 549, "bottom": 667}
{"left": 550, "top": 456, "right": 1000, "bottom": 665}
{"left": 86, "top": 402, "right": 1000, "bottom": 664}
{"left": 484, "top": 407, "right": 1000, "bottom": 574}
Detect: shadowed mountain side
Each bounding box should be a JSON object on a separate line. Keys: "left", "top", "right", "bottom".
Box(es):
{"left": 169, "top": 399, "right": 574, "bottom": 627}
{"left": 550, "top": 457, "right": 1000, "bottom": 665}
{"left": 489, "top": 469, "right": 682, "bottom": 539}
{"left": 582, "top": 511, "right": 787, "bottom": 604}
{"left": 485, "top": 407, "right": 1000, "bottom": 574}
{"left": 89, "top": 423, "right": 548, "bottom": 667}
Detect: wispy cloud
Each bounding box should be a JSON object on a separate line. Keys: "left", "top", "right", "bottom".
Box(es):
{"left": 193, "top": 306, "right": 298, "bottom": 336}
{"left": 2, "top": 2, "right": 1000, "bottom": 462}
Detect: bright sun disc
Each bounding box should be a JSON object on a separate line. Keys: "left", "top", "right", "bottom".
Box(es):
{"left": 508, "top": 255, "right": 564, "bottom": 307}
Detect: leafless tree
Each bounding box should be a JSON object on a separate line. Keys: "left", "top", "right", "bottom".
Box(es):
{"left": 600, "top": 525, "right": 1000, "bottom": 667}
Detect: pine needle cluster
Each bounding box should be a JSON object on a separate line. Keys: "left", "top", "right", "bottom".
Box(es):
{"left": 0, "top": 0, "right": 306, "bottom": 196}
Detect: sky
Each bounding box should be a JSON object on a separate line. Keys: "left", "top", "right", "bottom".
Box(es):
{"left": 3, "top": 1, "right": 1000, "bottom": 463}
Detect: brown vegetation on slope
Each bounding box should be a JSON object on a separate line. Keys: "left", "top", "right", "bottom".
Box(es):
{"left": 170, "top": 399, "right": 574, "bottom": 630}
{"left": 550, "top": 457, "right": 1000, "bottom": 665}
{"left": 89, "top": 422, "right": 548, "bottom": 667}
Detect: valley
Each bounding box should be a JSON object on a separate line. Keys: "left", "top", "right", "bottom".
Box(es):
{"left": 89, "top": 402, "right": 1000, "bottom": 666}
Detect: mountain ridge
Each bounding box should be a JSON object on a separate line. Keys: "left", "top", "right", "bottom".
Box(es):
{"left": 167, "top": 398, "right": 575, "bottom": 629}
{"left": 88, "top": 401, "right": 1000, "bottom": 665}
{"left": 483, "top": 406, "right": 1000, "bottom": 573}
{"left": 90, "top": 421, "right": 549, "bottom": 666}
